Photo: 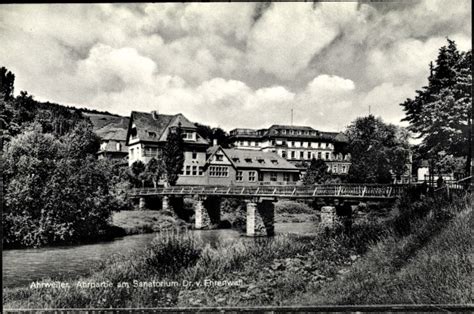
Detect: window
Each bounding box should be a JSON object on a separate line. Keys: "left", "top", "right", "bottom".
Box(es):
{"left": 245, "top": 158, "right": 252, "bottom": 163}
{"left": 300, "top": 151, "right": 304, "bottom": 159}
{"left": 243, "top": 141, "right": 249, "bottom": 146}
{"left": 291, "top": 141, "right": 295, "bottom": 147}
{"left": 270, "top": 173, "right": 278, "bottom": 181}
{"left": 258, "top": 172, "right": 264, "bottom": 181}
{"left": 291, "top": 151, "right": 295, "bottom": 159}
{"left": 283, "top": 173, "right": 290, "bottom": 181}
{"left": 318, "top": 152, "right": 322, "bottom": 159}
{"left": 130, "top": 127, "right": 137, "bottom": 140}
{"left": 326, "top": 152, "right": 330, "bottom": 160}
{"left": 342, "top": 165, "right": 346, "bottom": 173}
{"left": 258, "top": 159, "right": 265, "bottom": 164}
{"left": 185, "top": 165, "right": 191, "bottom": 175}
{"left": 192, "top": 165, "right": 197, "bottom": 176}
{"left": 198, "top": 166, "right": 204, "bottom": 176}
{"left": 182, "top": 131, "right": 195, "bottom": 140}
{"left": 318, "top": 142, "right": 321, "bottom": 148}
{"left": 249, "top": 171, "right": 256, "bottom": 182}
{"left": 192, "top": 151, "right": 197, "bottom": 159}
{"left": 282, "top": 151, "right": 287, "bottom": 158}
{"left": 307, "top": 151, "right": 312, "bottom": 159}
{"left": 130, "top": 148, "right": 134, "bottom": 158}
{"left": 148, "top": 132, "right": 156, "bottom": 138}
{"left": 236, "top": 171, "right": 243, "bottom": 181}
{"left": 209, "top": 166, "right": 229, "bottom": 177}
{"left": 232, "top": 157, "right": 240, "bottom": 163}
{"left": 116, "top": 142, "right": 121, "bottom": 151}
{"left": 271, "top": 159, "right": 278, "bottom": 165}
{"left": 216, "top": 154, "right": 224, "bottom": 161}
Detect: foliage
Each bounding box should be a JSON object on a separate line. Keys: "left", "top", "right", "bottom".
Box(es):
{"left": 345, "top": 115, "right": 411, "bottom": 183}
{"left": 146, "top": 157, "right": 164, "bottom": 188}
{"left": 163, "top": 124, "right": 185, "bottom": 186}
{"left": 1, "top": 66, "right": 15, "bottom": 101}
{"left": 400, "top": 39, "right": 472, "bottom": 174}
{"left": 302, "top": 158, "right": 331, "bottom": 185}
{"left": 275, "top": 200, "right": 314, "bottom": 214}
{"left": 128, "top": 160, "right": 146, "bottom": 187}
{"left": 195, "top": 123, "right": 230, "bottom": 147}
{"left": 3, "top": 125, "right": 115, "bottom": 248}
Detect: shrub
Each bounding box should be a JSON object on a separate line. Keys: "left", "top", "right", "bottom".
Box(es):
{"left": 143, "top": 231, "right": 203, "bottom": 275}
{"left": 275, "top": 200, "right": 314, "bottom": 214}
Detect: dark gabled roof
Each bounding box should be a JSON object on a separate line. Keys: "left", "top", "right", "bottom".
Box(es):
{"left": 129, "top": 111, "right": 174, "bottom": 143}
{"left": 206, "top": 146, "right": 299, "bottom": 172}
{"left": 128, "top": 111, "right": 208, "bottom": 145}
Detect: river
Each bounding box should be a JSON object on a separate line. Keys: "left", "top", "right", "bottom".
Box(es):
{"left": 2, "top": 222, "right": 317, "bottom": 289}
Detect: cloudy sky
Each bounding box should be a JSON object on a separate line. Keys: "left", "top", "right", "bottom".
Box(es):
{"left": 0, "top": 1, "right": 471, "bottom": 132}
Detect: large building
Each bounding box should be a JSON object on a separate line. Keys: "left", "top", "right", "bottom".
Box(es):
{"left": 126, "top": 110, "right": 210, "bottom": 185}
{"left": 125, "top": 111, "right": 302, "bottom": 186}
{"left": 228, "top": 125, "right": 351, "bottom": 174}
{"left": 205, "top": 146, "right": 300, "bottom": 186}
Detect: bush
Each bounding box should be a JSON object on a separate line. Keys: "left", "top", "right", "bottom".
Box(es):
{"left": 275, "top": 200, "right": 314, "bottom": 214}
{"left": 143, "top": 232, "right": 203, "bottom": 275}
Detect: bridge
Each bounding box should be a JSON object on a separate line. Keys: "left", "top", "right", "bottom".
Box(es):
{"left": 128, "top": 184, "right": 405, "bottom": 200}
{"left": 127, "top": 179, "right": 471, "bottom": 237}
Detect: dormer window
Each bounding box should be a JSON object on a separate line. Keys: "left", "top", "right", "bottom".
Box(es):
{"left": 232, "top": 158, "right": 240, "bottom": 163}
{"left": 258, "top": 159, "right": 265, "bottom": 164}
{"left": 216, "top": 154, "right": 224, "bottom": 161}
{"left": 182, "top": 131, "right": 196, "bottom": 141}
{"left": 148, "top": 131, "right": 157, "bottom": 138}
{"left": 271, "top": 159, "right": 278, "bottom": 165}
{"left": 245, "top": 158, "right": 252, "bottom": 163}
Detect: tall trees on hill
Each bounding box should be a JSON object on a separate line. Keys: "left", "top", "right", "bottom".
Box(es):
{"left": 345, "top": 115, "right": 411, "bottom": 184}
{"left": 0, "top": 66, "right": 15, "bottom": 101}
{"left": 401, "top": 39, "right": 472, "bottom": 177}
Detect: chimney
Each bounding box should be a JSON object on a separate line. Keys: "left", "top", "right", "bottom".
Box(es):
{"left": 151, "top": 110, "right": 158, "bottom": 120}
{"left": 213, "top": 139, "right": 218, "bottom": 146}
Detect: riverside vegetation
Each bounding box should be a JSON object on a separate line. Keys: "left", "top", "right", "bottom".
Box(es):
{"left": 3, "top": 191, "right": 472, "bottom": 308}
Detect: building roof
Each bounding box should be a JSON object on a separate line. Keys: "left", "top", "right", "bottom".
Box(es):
{"left": 229, "top": 125, "right": 348, "bottom": 143}
{"left": 207, "top": 146, "right": 299, "bottom": 172}
{"left": 128, "top": 111, "right": 208, "bottom": 145}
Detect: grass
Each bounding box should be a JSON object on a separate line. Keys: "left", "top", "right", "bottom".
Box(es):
{"left": 291, "top": 194, "right": 473, "bottom": 305}
{"left": 111, "top": 210, "right": 189, "bottom": 235}
{"left": 3, "top": 194, "right": 472, "bottom": 309}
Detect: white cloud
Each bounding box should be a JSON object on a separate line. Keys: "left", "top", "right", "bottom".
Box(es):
{"left": 0, "top": 1, "right": 471, "bottom": 132}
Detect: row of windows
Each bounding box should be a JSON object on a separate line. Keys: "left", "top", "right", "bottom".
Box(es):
{"left": 181, "top": 165, "right": 204, "bottom": 176}
{"left": 236, "top": 171, "right": 257, "bottom": 182}
{"left": 209, "top": 166, "right": 229, "bottom": 177}
{"left": 235, "top": 140, "right": 333, "bottom": 149}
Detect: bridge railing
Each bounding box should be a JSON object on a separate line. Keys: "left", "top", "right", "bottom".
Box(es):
{"left": 128, "top": 184, "right": 404, "bottom": 199}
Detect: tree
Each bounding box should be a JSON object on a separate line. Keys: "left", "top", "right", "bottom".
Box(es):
{"left": 0, "top": 66, "right": 15, "bottom": 101}
{"left": 62, "top": 120, "right": 100, "bottom": 158}
{"left": 3, "top": 126, "right": 114, "bottom": 247}
{"left": 129, "top": 160, "right": 146, "bottom": 188}
{"left": 146, "top": 157, "right": 164, "bottom": 188}
{"left": 302, "top": 158, "right": 330, "bottom": 185}
{"left": 163, "top": 124, "right": 185, "bottom": 186}
{"left": 345, "top": 115, "right": 411, "bottom": 183}
{"left": 401, "top": 39, "right": 472, "bottom": 176}
{"left": 195, "top": 122, "right": 230, "bottom": 147}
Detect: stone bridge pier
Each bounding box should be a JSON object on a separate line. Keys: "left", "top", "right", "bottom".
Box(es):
{"left": 246, "top": 198, "right": 275, "bottom": 237}
{"left": 194, "top": 196, "right": 221, "bottom": 229}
